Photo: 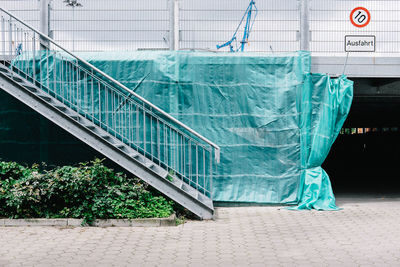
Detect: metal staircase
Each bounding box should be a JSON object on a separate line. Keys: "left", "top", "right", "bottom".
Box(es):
{"left": 0, "top": 8, "right": 220, "bottom": 219}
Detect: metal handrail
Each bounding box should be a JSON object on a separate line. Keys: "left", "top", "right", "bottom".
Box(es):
{"left": 0, "top": 7, "right": 220, "bottom": 162}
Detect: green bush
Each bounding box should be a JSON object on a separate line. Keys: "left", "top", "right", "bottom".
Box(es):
{"left": 0, "top": 159, "right": 174, "bottom": 224}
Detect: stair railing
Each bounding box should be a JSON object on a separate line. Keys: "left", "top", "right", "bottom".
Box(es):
{"left": 0, "top": 8, "right": 220, "bottom": 198}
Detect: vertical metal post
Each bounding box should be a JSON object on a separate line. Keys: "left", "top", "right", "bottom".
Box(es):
{"left": 169, "top": 0, "right": 179, "bottom": 50}
{"left": 8, "top": 19, "right": 12, "bottom": 55}
{"left": 40, "top": 0, "right": 50, "bottom": 49}
{"left": 1, "top": 17, "right": 5, "bottom": 56}
{"left": 299, "top": 0, "right": 310, "bottom": 51}
{"left": 39, "top": 0, "right": 51, "bottom": 165}
{"left": 32, "top": 34, "right": 36, "bottom": 80}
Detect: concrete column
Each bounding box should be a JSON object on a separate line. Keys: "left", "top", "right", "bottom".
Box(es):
{"left": 299, "top": 0, "right": 310, "bottom": 51}
{"left": 40, "top": 0, "right": 49, "bottom": 36}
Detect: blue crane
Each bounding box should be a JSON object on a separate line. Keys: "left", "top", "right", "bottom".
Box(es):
{"left": 216, "top": 0, "right": 258, "bottom": 52}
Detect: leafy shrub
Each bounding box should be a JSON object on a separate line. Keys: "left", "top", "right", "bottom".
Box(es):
{"left": 0, "top": 159, "right": 174, "bottom": 224}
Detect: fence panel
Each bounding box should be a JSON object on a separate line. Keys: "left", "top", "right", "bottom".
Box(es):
{"left": 179, "top": 0, "right": 300, "bottom": 52}
{"left": 50, "top": 0, "right": 170, "bottom": 52}
{"left": 310, "top": 0, "right": 400, "bottom": 55}
{"left": 0, "top": 0, "right": 39, "bottom": 29}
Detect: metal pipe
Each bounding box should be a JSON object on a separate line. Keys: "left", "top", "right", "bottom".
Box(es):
{"left": 173, "top": 0, "right": 179, "bottom": 51}
{"left": 299, "top": 0, "right": 310, "bottom": 51}
{"left": 1, "top": 17, "right": 5, "bottom": 56}
{"left": 169, "top": 0, "right": 179, "bottom": 50}
{"left": 8, "top": 18, "right": 12, "bottom": 56}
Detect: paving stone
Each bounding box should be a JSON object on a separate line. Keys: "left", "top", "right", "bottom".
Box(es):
{"left": 0, "top": 197, "right": 400, "bottom": 266}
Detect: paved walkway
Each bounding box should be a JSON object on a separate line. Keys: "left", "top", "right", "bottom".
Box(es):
{"left": 1, "top": 196, "right": 400, "bottom": 266}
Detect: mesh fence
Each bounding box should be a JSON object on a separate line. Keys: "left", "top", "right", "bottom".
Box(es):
{"left": 1, "top": 0, "right": 399, "bottom": 54}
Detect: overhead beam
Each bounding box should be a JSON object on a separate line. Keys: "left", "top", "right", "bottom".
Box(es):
{"left": 311, "top": 56, "right": 400, "bottom": 78}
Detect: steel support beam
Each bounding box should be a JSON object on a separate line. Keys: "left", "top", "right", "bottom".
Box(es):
{"left": 169, "top": 0, "right": 179, "bottom": 50}
{"left": 39, "top": 0, "right": 50, "bottom": 49}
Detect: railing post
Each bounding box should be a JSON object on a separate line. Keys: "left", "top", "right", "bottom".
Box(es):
{"left": 169, "top": 0, "right": 179, "bottom": 50}
{"left": 1, "top": 16, "right": 5, "bottom": 56}
{"left": 40, "top": 0, "right": 50, "bottom": 49}
{"left": 8, "top": 18, "right": 12, "bottom": 55}
{"left": 299, "top": 0, "right": 310, "bottom": 51}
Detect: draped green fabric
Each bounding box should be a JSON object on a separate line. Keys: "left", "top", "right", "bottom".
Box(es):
{"left": 9, "top": 51, "right": 353, "bottom": 208}
{"left": 292, "top": 74, "right": 354, "bottom": 210}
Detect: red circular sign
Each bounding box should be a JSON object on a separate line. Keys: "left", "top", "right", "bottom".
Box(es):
{"left": 350, "top": 7, "right": 371, "bottom": 28}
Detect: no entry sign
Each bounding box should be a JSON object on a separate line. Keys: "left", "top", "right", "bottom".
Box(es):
{"left": 350, "top": 7, "right": 371, "bottom": 28}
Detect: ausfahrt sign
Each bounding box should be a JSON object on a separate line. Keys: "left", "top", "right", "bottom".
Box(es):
{"left": 345, "top": 35, "right": 375, "bottom": 52}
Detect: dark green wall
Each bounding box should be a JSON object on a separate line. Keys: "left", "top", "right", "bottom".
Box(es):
{"left": 0, "top": 90, "right": 104, "bottom": 167}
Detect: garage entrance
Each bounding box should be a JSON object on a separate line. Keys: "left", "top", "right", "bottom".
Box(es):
{"left": 323, "top": 78, "right": 400, "bottom": 195}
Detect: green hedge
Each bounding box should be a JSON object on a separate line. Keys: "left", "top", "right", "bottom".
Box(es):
{"left": 0, "top": 159, "right": 174, "bottom": 224}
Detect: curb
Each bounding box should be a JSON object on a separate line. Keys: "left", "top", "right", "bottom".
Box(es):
{"left": 0, "top": 213, "right": 176, "bottom": 227}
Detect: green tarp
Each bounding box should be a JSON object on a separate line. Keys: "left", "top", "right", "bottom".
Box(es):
{"left": 6, "top": 51, "right": 353, "bottom": 209}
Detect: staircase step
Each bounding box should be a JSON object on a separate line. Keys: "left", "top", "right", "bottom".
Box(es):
{"left": 197, "top": 194, "right": 213, "bottom": 209}
{"left": 69, "top": 114, "right": 80, "bottom": 121}
{"left": 85, "top": 124, "right": 96, "bottom": 130}
{"left": 145, "top": 163, "right": 168, "bottom": 178}
{"left": 36, "top": 93, "right": 52, "bottom": 102}
{"left": 11, "top": 76, "right": 24, "bottom": 83}
{"left": 181, "top": 183, "right": 198, "bottom": 200}
{"left": 23, "top": 84, "right": 37, "bottom": 92}
{"left": 132, "top": 154, "right": 145, "bottom": 164}
{"left": 170, "top": 176, "right": 183, "bottom": 188}
{"left": 197, "top": 193, "right": 211, "bottom": 205}
{"left": 100, "top": 134, "right": 115, "bottom": 144}
{"left": 0, "top": 66, "right": 10, "bottom": 73}
{"left": 101, "top": 134, "right": 111, "bottom": 140}
{"left": 116, "top": 144, "right": 126, "bottom": 150}
{"left": 2, "top": 72, "right": 12, "bottom": 78}
{"left": 53, "top": 104, "right": 67, "bottom": 111}
{"left": 146, "top": 162, "right": 155, "bottom": 169}
{"left": 130, "top": 152, "right": 139, "bottom": 158}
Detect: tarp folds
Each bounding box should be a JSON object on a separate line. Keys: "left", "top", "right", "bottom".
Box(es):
{"left": 11, "top": 51, "right": 353, "bottom": 208}
{"left": 293, "top": 74, "right": 354, "bottom": 210}
{"left": 78, "top": 51, "right": 311, "bottom": 204}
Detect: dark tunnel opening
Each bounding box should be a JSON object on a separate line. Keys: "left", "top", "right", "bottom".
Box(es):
{"left": 323, "top": 78, "right": 400, "bottom": 196}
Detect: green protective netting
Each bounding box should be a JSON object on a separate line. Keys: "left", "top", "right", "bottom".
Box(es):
{"left": 293, "top": 74, "right": 353, "bottom": 210}
{"left": 8, "top": 50, "right": 353, "bottom": 208}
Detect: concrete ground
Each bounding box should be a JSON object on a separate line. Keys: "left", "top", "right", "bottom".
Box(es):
{"left": 1, "top": 196, "right": 400, "bottom": 266}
